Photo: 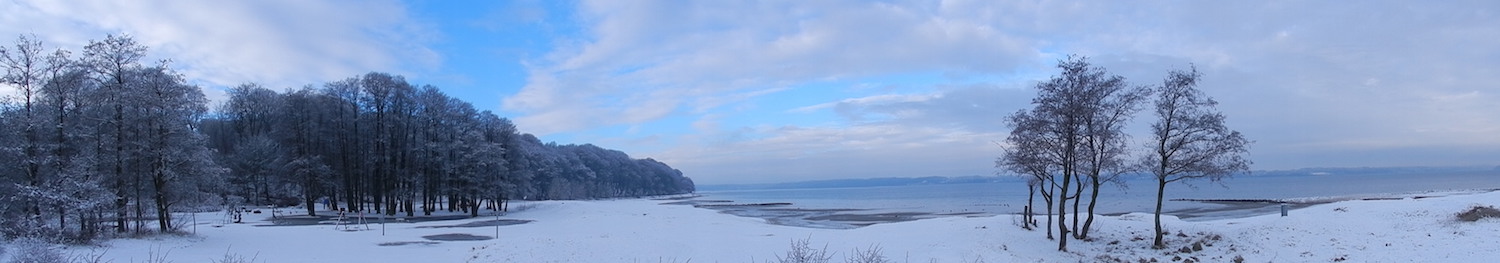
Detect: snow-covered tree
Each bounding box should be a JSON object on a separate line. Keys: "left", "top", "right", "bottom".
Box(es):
{"left": 82, "top": 34, "right": 150, "bottom": 234}
{"left": 5, "top": 33, "right": 695, "bottom": 244}
{"left": 1, "top": 34, "right": 75, "bottom": 239}
{"left": 0, "top": 34, "right": 226, "bottom": 240}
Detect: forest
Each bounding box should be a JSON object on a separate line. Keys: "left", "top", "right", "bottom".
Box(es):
{"left": 0, "top": 34, "right": 695, "bottom": 243}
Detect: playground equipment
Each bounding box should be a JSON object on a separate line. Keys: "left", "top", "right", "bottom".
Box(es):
{"left": 333, "top": 210, "right": 370, "bottom": 231}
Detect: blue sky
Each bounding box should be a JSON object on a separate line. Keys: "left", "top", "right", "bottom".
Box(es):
{"left": 4, "top": 0, "right": 1499, "bottom": 184}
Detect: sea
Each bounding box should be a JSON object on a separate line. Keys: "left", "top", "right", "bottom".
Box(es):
{"left": 698, "top": 169, "right": 1500, "bottom": 225}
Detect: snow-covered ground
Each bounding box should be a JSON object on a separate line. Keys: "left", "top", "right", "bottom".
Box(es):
{"left": 39, "top": 190, "right": 1500, "bottom": 262}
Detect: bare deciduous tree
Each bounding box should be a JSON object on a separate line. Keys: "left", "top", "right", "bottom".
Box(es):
{"left": 1001, "top": 56, "right": 1144, "bottom": 251}
{"left": 1143, "top": 66, "right": 1251, "bottom": 249}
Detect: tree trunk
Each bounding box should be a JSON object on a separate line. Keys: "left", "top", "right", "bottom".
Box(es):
{"left": 1080, "top": 177, "right": 1102, "bottom": 240}
{"left": 1056, "top": 171, "right": 1071, "bottom": 251}
{"left": 155, "top": 184, "right": 170, "bottom": 232}
{"left": 1025, "top": 185, "right": 1036, "bottom": 230}
{"left": 388, "top": 195, "right": 398, "bottom": 216}
{"left": 405, "top": 198, "right": 414, "bottom": 217}
{"left": 1045, "top": 201, "right": 1054, "bottom": 239}
{"left": 153, "top": 151, "right": 168, "bottom": 232}
{"left": 469, "top": 198, "right": 480, "bottom": 217}
{"left": 328, "top": 195, "right": 339, "bottom": 212}
{"left": 303, "top": 174, "right": 317, "bottom": 216}
{"left": 1071, "top": 179, "right": 1082, "bottom": 239}
{"left": 114, "top": 109, "right": 128, "bottom": 233}
{"left": 58, "top": 207, "right": 67, "bottom": 234}
{"left": 1153, "top": 180, "right": 1168, "bottom": 249}
{"left": 79, "top": 212, "right": 94, "bottom": 241}
{"left": 134, "top": 179, "right": 145, "bottom": 233}
{"left": 1041, "top": 184, "right": 1054, "bottom": 239}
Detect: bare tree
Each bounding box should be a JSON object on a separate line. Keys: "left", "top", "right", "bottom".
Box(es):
{"left": 1075, "top": 77, "right": 1148, "bottom": 240}
{"left": 1001, "top": 56, "right": 1142, "bottom": 251}
{"left": 1023, "top": 177, "right": 1039, "bottom": 230}
{"left": 1000, "top": 111, "right": 1057, "bottom": 236}
{"left": 1143, "top": 66, "right": 1251, "bottom": 249}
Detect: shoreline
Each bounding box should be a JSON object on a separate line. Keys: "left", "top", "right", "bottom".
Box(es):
{"left": 661, "top": 198, "right": 966, "bottom": 229}
{"left": 684, "top": 188, "right": 1500, "bottom": 228}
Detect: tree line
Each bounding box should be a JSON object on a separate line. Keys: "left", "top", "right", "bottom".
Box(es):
{"left": 0, "top": 34, "right": 694, "bottom": 243}
{"left": 999, "top": 56, "right": 1250, "bottom": 251}
{"left": 203, "top": 72, "right": 696, "bottom": 219}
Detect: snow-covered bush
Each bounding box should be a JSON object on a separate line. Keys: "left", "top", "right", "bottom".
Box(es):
{"left": 773, "top": 238, "right": 831, "bottom": 263}
{"left": 141, "top": 246, "right": 171, "bottom": 263}
{"left": 843, "top": 245, "right": 890, "bottom": 263}
{"left": 6, "top": 238, "right": 68, "bottom": 263}
{"left": 210, "top": 250, "right": 260, "bottom": 263}
{"left": 768, "top": 239, "right": 898, "bottom": 263}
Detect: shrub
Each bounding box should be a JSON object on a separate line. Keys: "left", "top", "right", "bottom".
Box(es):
{"left": 210, "top": 247, "right": 259, "bottom": 263}
{"left": 142, "top": 246, "right": 171, "bottom": 263}
{"left": 8, "top": 238, "right": 68, "bottom": 263}
{"left": 773, "top": 238, "right": 831, "bottom": 263}
{"left": 1456, "top": 206, "right": 1500, "bottom": 222}
{"left": 843, "top": 245, "right": 890, "bottom": 263}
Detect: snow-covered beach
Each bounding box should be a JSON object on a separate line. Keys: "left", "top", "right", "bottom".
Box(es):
{"left": 38, "top": 189, "right": 1499, "bottom": 262}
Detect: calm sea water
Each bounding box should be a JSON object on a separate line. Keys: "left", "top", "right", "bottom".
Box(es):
{"left": 701, "top": 170, "right": 1500, "bottom": 220}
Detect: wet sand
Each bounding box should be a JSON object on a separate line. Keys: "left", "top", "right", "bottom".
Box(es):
{"left": 663, "top": 198, "right": 966, "bottom": 229}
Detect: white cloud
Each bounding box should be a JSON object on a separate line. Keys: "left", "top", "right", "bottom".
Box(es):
{"left": 641, "top": 82, "right": 1033, "bottom": 184}
{"left": 504, "top": 0, "right": 1045, "bottom": 134}
{"left": 654, "top": 123, "right": 1005, "bottom": 184}
{"left": 789, "top": 93, "right": 941, "bottom": 114}
{"left": 0, "top": 0, "right": 438, "bottom": 96}
{"left": 9, "top": 1, "right": 1497, "bottom": 182}
{"left": 511, "top": 0, "right": 1500, "bottom": 183}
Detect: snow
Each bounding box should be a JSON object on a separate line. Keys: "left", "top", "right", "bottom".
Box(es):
{"left": 40, "top": 190, "right": 1500, "bottom": 262}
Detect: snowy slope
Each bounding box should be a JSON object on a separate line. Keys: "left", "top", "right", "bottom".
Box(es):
{"left": 51, "top": 190, "right": 1500, "bottom": 262}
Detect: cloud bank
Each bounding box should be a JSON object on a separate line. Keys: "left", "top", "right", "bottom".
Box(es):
{"left": 8, "top": 0, "right": 1496, "bottom": 184}
{"left": 0, "top": 0, "right": 438, "bottom": 92}
{"left": 513, "top": 0, "right": 1500, "bottom": 184}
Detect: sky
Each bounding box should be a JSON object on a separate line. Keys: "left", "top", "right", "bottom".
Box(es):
{"left": 2, "top": 0, "right": 1497, "bottom": 184}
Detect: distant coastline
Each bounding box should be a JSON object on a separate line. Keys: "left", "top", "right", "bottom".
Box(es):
{"left": 698, "top": 175, "right": 1016, "bottom": 191}
{"left": 700, "top": 165, "right": 1500, "bottom": 191}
